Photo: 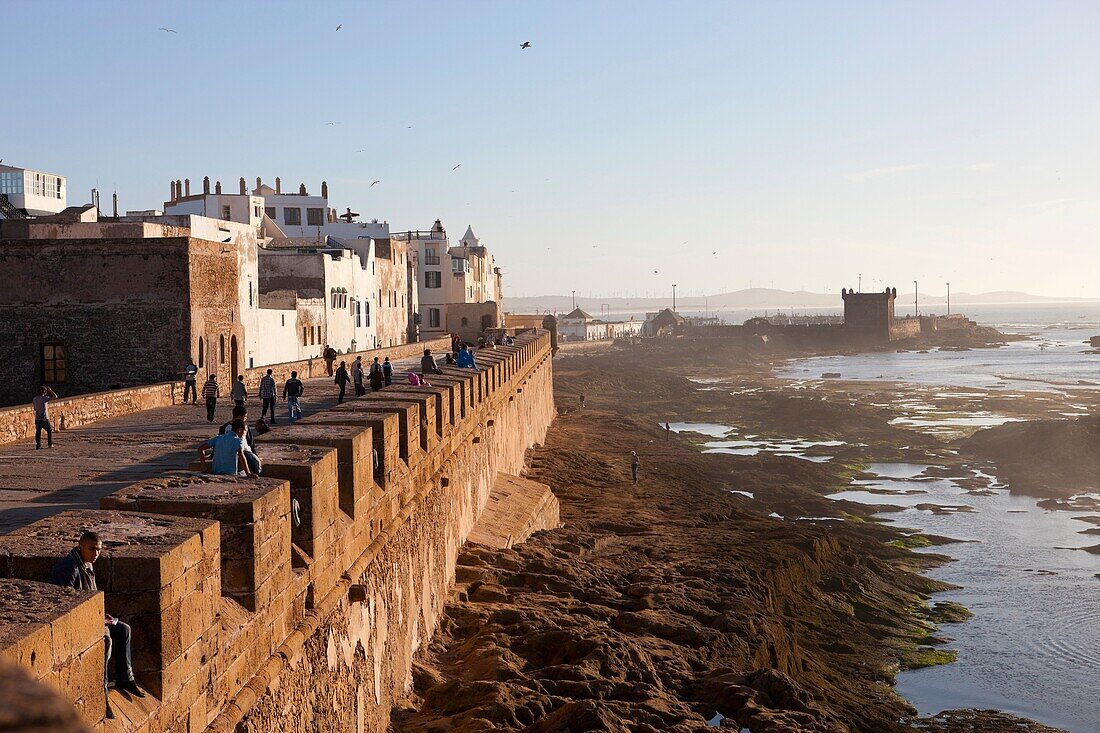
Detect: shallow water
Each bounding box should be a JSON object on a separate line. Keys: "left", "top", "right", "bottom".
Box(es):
{"left": 831, "top": 466, "right": 1100, "bottom": 733}
{"left": 776, "top": 327, "right": 1100, "bottom": 392}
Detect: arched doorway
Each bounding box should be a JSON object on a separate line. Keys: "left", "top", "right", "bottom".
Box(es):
{"left": 230, "top": 336, "right": 239, "bottom": 382}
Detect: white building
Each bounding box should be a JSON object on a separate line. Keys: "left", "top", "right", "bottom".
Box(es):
{"left": 0, "top": 164, "right": 67, "bottom": 218}
{"left": 557, "top": 308, "right": 644, "bottom": 342}
{"left": 163, "top": 175, "right": 416, "bottom": 356}
{"left": 396, "top": 220, "right": 504, "bottom": 341}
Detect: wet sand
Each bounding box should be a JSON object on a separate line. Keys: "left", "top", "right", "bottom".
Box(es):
{"left": 393, "top": 338, "right": 1073, "bottom": 733}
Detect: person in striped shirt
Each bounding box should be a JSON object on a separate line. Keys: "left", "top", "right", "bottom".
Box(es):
{"left": 258, "top": 369, "right": 277, "bottom": 424}
{"left": 201, "top": 375, "right": 220, "bottom": 422}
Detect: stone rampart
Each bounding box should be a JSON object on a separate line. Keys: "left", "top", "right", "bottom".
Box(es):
{"left": 0, "top": 338, "right": 452, "bottom": 447}
{"left": 0, "top": 331, "right": 555, "bottom": 733}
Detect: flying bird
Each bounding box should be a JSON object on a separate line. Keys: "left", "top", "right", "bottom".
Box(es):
{"left": 520, "top": 41, "right": 531, "bottom": 49}
{"left": 159, "top": 27, "right": 177, "bottom": 33}
{"left": 325, "top": 121, "right": 341, "bottom": 126}
{"left": 370, "top": 180, "right": 381, "bottom": 187}
{"left": 452, "top": 163, "right": 462, "bottom": 171}
{"left": 335, "top": 24, "right": 342, "bottom": 31}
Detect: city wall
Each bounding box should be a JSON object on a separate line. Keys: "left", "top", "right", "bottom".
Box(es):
{"left": 0, "top": 330, "right": 554, "bottom": 733}
{"left": 0, "top": 337, "right": 451, "bottom": 446}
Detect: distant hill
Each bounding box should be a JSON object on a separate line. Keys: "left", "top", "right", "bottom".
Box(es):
{"left": 504, "top": 289, "right": 1096, "bottom": 314}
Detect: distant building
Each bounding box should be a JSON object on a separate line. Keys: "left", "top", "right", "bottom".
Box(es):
{"left": 0, "top": 164, "right": 67, "bottom": 218}
{"left": 557, "top": 308, "right": 643, "bottom": 341}
{"left": 396, "top": 220, "right": 503, "bottom": 342}
{"left": 644, "top": 308, "right": 686, "bottom": 337}
{"left": 842, "top": 287, "right": 896, "bottom": 340}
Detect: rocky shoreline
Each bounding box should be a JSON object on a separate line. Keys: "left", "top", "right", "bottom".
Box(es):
{"left": 392, "top": 338, "right": 1072, "bottom": 732}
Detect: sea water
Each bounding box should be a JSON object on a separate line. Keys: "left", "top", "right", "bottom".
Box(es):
{"left": 829, "top": 466, "right": 1100, "bottom": 733}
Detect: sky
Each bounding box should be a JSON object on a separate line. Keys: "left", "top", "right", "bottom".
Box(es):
{"left": 3, "top": 0, "right": 1099, "bottom": 299}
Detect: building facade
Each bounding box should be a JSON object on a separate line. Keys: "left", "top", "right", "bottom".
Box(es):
{"left": 0, "top": 164, "right": 67, "bottom": 218}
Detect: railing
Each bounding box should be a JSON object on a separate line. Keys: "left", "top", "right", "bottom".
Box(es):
{"left": 0, "top": 194, "right": 28, "bottom": 220}
{"left": 424, "top": 255, "right": 440, "bottom": 265}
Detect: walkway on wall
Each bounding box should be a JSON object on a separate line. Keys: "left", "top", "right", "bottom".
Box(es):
{"left": 0, "top": 355, "right": 427, "bottom": 534}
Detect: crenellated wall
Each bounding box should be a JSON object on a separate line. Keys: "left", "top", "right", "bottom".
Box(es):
{"left": 0, "top": 331, "right": 555, "bottom": 733}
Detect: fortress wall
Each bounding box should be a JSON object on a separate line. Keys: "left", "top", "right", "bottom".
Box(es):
{"left": 0, "top": 331, "right": 554, "bottom": 733}
{"left": 0, "top": 338, "right": 453, "bottom": 447}
{"left": 888, "top": 318, "right": 922, "bottom": 340}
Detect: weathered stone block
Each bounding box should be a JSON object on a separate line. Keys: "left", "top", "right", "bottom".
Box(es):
{"left": 254, "top": 443, "right": 341, "bottom": 562}
{"left": 101, "top": 475, "right": 289, "bottom": 615}
{"left": 365, "top": 393, "right": 437, "bottom": 451}
{"left": 255, "top": 424, "right": 373, "bottom": 522}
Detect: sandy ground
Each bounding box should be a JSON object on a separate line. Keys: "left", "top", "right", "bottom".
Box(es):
{"left": 393, "top": 337, "right": 1070, "bottom": 733}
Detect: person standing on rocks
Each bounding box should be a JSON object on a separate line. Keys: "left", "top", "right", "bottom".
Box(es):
{"left": 283, "top": 370, "right": 304, "bottom": 423}
{"left": 258, "top": 369, "right": 277, "bottom": 424}
{"left": 182, "top": 359, "right": 198, "bottom": 404}
{"left": 323, "top": 344, "right": 337, "bottom": 376}
{"left": 630, "top": 451, "right": 640, "bottom": 485}
{"left": 32, "top": 385, "right": 57, "bottom": 450}
{"left": 335, "top": 361, "right": 350, "bottom": 403}
{"left": 201, "top": 374, "right": 220, "bottom": 422}
{"left": 352, "top": 356, "right": 366, "bottom": 397}
{"left": 231, "top": 374, "right": 248, "bottom": 409}
{"left": 382, "top": 357, "right": 393, "bottom": 386}
{"left": 49, "top": 530, "right": 145, "bottom": 720}
{"left": 369, "top": 357, "right": 385, "bottom": 392}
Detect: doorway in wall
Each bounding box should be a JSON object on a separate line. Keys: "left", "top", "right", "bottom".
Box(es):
{"left": 230, "top": 336, "right": 239, "bottom": 382}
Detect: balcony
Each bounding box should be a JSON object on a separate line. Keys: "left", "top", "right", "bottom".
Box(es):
{"left": 424, "top": 255, "right": 440, "bottom": 266}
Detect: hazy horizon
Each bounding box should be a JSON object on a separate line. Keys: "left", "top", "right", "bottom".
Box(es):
{"left": 4, "top": 1, "right": 1099, "bottom": 298}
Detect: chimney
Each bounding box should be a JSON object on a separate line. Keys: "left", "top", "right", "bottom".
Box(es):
{"left": 215, "top": 180, "right": 222, "bottom": 194}
{"left": 203, "top": 176, "right": 210, "bottom": 194}
{"left": 256, "top": 176, "right": 262, "bottom": 192}
{"left": 275, "top": 177, "right": 281, "bottom": 194}
{"left": 239, "top": 177, "right": 246, "bottom": 195}
{"left": 112, "top": 192, "right": 118, "bottom": 217}
{"left": 328, "top": 207, "right": 335, "bottom": 223}
{"left": 169, "top": 181, "right": 175, "bottom": 201}
{"left": 299, "top": 183, "right": 307, "bottom": 195}
{"left": 176, "top": 180, "right": 183, "bottom": 199}
{"left": 184, "top": 178, "right": 191, "bottom": 196}
{"left": 321, "top": 181, "right": 328, "bottom": 200}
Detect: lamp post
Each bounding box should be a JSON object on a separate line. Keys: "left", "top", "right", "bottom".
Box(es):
{"left": 914, "top": 280, "right": 918, "bottom": 317}
{"left": 571, "top": 290, "right": 576, "bottom": 310}
{"left": 672, "top": 283, "right": 677, "bottom": 311}
{"left": 946, "top": 282, "right": 950, "bottom": 315}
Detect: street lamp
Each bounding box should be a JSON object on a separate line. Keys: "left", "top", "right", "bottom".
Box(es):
{"left": 914, "top": 280, "right": 918, "bottom": 317}
{"left": 571, "top": 290, "right": 576, "bottom": 310}
{"left": 672, "top": 283, "right": 677, "bottom": 311}
{"left": 946, "top": 282, "right": 950, "bottom": 315}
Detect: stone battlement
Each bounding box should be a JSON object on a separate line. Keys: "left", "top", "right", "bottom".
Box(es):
{"left": 0, "top": 331, "right": 556, "bottom": 733}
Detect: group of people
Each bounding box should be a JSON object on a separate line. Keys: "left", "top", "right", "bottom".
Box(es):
{"left": 183, "top": 364, "right": 305, "bottom": 426}
{"left": 332, "top": 354, "right": 394, "bottom": 402}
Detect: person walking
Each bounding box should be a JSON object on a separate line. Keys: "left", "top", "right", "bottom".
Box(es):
{"left": 352, "top": 356, "right": 366, "bottom": 397}
{"left": 630, "top": 451, "right": 640, "bottom": 485}
{"left": 335, "top": 361, "right": 349, "bottom": 403}
{"left": 456, "top": 344, "right": 479, "bottom": 370}
{"left": 382, "top": 357, "right": 393, "bottom": 386}
{"left": 200, "top": 375, "right": 220, "bottom": 422}
{"left": 182, "top": 359, "right": 198, "bottom": 404}
{"left": 231, "top": 375, "right": 247, "bottom": 409}
{"left": 323, "top": 345, "right": 337, "bottom": 377}
{"left": 50, "top": 530, "right": 145, "bottom": 720}
{"left": 283, "top": 370, "right": 304, "bottom": 423}
{"left": 369, "top": 357, "right": 384, "bottom": 392}
{"left": 258, "top": 369, "right": 277, "bottom": 424}
{"left": 32, "top": 386, "right": 57, "bottom": 450}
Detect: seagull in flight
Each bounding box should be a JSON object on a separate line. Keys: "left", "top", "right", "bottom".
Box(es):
{"left": 325, "top": 121, "right": 341, "bottom": 126}
{"left": 520, "top": 41, "right": 531, "bottom": 49}
{"left": 159, "top": 27, "right": 177, "bottom": 33}
{"left": 370, "top": 180, "right": 381, "bottom": 187}
{"left": 355, "top": 149, "right": 366, "bottom": 153}
{"left": 335, "top": 24, "right": 343, "bottom": 31}
{"left": 452, "top": 163, "right": 462, "bottom": 171}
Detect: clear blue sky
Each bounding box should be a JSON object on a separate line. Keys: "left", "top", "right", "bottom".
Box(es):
{"left": 4, "top": 1, "right": 1099, "bottom": 299}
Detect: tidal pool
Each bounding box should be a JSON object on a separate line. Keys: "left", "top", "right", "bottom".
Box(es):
{"left": 831, "top": 465, "right": 1100, "bottom": 733}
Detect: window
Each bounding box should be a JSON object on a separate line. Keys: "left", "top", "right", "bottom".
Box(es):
{"left": 425, "top": 271, "right": 442, "bottom": 288}
{"left": 429, "top": 308, "right": 440, "bottom": 328}
{"left": 264, "top": 206, "right": 276, "bottom": 220}
{"left": 222, "top": 205, "right": 232, "bottom": 220}
{"left": 355, "top": 301, "right": 361, "bottom": 328}
{"left": 331, "top": 290, "right": 338, "bottom": 308}
{"left": 424, "top": 248, "right": 440, "bottom": 266}
{"left": 378, "top": 288, "right": 382, "bottom": 304}
{"left": 461, "top": 317, "right": 468, "bottom": 327}
{"left": 0, "top": 172, "right": 23, "bottom": 195}
{"left": 302, "top": 327, "right": 308, "bottom": 345}
{"left": 364, "top": 302, "right": 370, "bottom": 327}
{"left": 41, "top": 343, "right": 66, "bottom": 383}
{"left": 307, "top": 207, "right": 324, "bottom": 226}
{"left": 452, "top": 258, "right": 466, "bottom": 273}
{"left": 253, "top": 205, "right": 262, "bottom": 219}
{"left": 281, "top": 314, "right": 285, "bottom": 327}
{"left": 219, "top": 335, "right": 226, "bottom": 363}
{"left": 284, "top": 207, "right": 301, "bottom": 225}
{"left": 198, "top": 337, "right": 204, "bottom": 368}
{"left": 249, "top": 282, "right": 253, "bottom": 307}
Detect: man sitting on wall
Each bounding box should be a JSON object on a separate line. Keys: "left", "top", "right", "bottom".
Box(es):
{"left": 49, "top": 530, "right": 145, "bottom": 720}
{"left": 217, "top": 405, "right": 261, "bottom": 475}
{"left": 200, "top": 419, "right": 258, "bottom": 477}
{"left": 456, "top": 344, "right": 479, "bottom": 370}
